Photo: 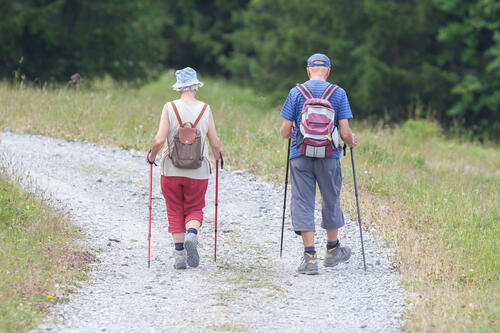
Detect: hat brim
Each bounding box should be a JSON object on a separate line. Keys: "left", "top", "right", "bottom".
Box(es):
{"left": 172, "top": 80, "right": 204, "bottom": 89}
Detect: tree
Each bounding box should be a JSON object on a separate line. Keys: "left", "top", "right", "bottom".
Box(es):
{"left": 434, "top": 0, "right": 500, "bottom": 137}
{"left": 162, "top": 0, "right": 250, "bottom": 74}
{"left": 0, "top": 0, "right": 165, "bottom": 82}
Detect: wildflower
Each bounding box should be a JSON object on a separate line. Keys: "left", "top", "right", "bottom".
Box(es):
{"left": 47, "top": 295, "right": 52, "bottom": 299}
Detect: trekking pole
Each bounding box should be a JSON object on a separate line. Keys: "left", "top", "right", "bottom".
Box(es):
{"left": 147, "top": 162, "right": 153, "bottom": 269}
{"left": 280, "top": 138, "right": 291, "bottom": 257}
{"left": 214, "top": 153, "right": 224, "bottom": 262}
{"left": 147, "top": 149, "right": 157, "bottom": 268}
{"left": 349, "top": 146, "right": 367, "bottom": 272}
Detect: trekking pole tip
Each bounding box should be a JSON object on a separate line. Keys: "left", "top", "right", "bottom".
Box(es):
{"left": 148, "top": 260, "right": 150, "bottom": 269}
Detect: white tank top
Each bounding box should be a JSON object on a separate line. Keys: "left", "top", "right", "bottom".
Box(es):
{"left": 160, "top": 100, "right": 211, "bottom": 179}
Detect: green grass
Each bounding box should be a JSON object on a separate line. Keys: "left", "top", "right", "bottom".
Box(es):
{"left": 0, "top": 164, "right": 95, "bottom": 332}
{"left": 340, "top": 120, "right": 499, "bottom": 331}
{"left": 1, "top": 77, "right": 499, "bottom": 331}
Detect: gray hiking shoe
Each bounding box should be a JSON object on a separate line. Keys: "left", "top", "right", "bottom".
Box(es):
{"left": 184, "top": 232, "right": 199, "bottom": 268}
{"left": 324, "top": 243, "right": 352, "bottom": 267}
{"left": 173, "top": 249, "right": 187, "bottom": 269}
{"left": 297, "top": 252, "right": 319, "bottom": 275}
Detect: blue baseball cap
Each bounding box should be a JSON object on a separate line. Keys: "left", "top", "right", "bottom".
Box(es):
{"left": 307, "top": 53, "right": 331, "bottom": 68}
{"left": 172, "top": 67, "right": 204, "bottom": 89}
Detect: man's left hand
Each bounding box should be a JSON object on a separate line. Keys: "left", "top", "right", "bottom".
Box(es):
{"left": 348, "top": 133, "right": 358, "bottom": 148}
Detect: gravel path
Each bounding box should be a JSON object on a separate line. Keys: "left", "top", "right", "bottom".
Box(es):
{"left": 1, "top": 131, "right": 406, "bottom": 332}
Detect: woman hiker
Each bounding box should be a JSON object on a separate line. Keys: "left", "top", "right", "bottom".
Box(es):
{"left": 146, "top": 67, "right": 222, "bottom": 269}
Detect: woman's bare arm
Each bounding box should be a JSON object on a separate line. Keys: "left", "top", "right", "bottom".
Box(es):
{"left": 147, "top": 104, "right": 170, "bottom": 163}
{"left": 207, "top": 110, "right": 222, "bottom": 160}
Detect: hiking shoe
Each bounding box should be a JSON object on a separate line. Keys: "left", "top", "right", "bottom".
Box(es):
{"left": 324, "top": 244, "right": 352, "bottom": 267}
{"left": 173, "top": 249, "right": 187, "bottom": 269}
{"left": 297, "top": 252, "right": 319, "bottom": 275}
{"left": 184, "top": 233, "right": 199, "bottom": 268}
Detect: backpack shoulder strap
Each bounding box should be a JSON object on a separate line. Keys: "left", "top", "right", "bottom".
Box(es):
{"left": 193, "top": 103, "right": 208, "bottom": 128}
{"left": 295, "top": 83, "right": 314, "bottom": 100}
{"left": 170, "top": 101, "right": 183, "bottom": 127}
{"left": 321, "top": 84, "right": 339, "bottom": 100}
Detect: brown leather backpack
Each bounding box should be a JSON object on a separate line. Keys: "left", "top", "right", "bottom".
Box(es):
{"left": 169, "top": 101, "right": 208, "bottom": 169}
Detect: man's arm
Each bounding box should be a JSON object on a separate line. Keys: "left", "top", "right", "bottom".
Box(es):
{"left": 280, "top": 89, "right": 297, "bottom": 139}
{"left": 280, "top": 119, "right": 293, "bottom": 138}
{"left": 339, "top": 119, "right": 358, "bottom": 148}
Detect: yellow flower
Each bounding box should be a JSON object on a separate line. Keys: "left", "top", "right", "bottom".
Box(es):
{"left": 47, "top": 295, "right": 52, "bottom": 299}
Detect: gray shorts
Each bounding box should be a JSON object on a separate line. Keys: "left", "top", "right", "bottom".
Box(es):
{"left": 290, "top": 156, "right": 344, "bottom": 232}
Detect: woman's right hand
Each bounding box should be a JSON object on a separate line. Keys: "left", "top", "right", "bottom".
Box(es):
{"left": 146, "top": 150, "right": 156, "bottom": 165}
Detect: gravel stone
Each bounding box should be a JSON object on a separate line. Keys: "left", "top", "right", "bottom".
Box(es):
{"left": 0, "top": 132, "right": 407, "bottom": 332}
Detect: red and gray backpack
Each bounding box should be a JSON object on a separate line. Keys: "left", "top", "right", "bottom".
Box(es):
{"left": 295, "top": 83, "right": 340, "bottom": 158}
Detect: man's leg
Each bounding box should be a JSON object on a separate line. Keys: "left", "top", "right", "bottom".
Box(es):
{"left": 290, "top": 157, "right": 319, "bottom": 275}
{"left": 316, "top": 159, "right": 351, "bottom": 267}
{"left": 301, "top": 231, "right": 315, "bottom": 247}
{"left": 326, "top": 229, "right": 338, "bottom": 243}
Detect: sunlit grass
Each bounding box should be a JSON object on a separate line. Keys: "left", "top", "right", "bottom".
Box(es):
{"left": 0, "top": 162, "right": 95, "bottom": 332}
{"left": 1, "top": 77, "right": 498, "bottom": 331}
{"left": 340, "top": 120, "right": 499, "bottom": 331}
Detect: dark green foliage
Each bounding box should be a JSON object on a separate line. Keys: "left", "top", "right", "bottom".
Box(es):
{"left": 433, "top": 0, "right": 500, "bottom": 138}
{"left": 0, "top": 0, "right": 165, "bottom": 82}
{"left": 162, "top": 0, "right": 249, "bottom": 75}
{"left": 223, "top": 0, "right": 366, "bottom": 101}
{"left": 0, "top": 0, "right": 498, "bottom": 139}
{"left": 224, "top": 0, "right": 499, "bottom": 139}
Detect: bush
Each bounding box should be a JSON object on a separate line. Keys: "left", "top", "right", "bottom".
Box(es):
{"left": 401, "top": 119, "right": 441, "bottom": 140}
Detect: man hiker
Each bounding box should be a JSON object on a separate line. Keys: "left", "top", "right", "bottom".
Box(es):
{"left": 280, "top": 53, "right": 358, "bottom": 275}
{"left": 147, "top": 67, "right": 222, "bottom": 269}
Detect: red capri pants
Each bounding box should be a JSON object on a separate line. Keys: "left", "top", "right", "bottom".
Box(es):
{"left": 161, "top": 176, "right": 208, "bottom": 233}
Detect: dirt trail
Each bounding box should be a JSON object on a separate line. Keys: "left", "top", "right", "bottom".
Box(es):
{"left": 1, "top": 132, "right": 406, "bottom": 332}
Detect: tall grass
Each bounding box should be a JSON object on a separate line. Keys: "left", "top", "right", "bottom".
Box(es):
{"left": 1, "top": 76, "right": 499, "bottom": 331}
{"left": 341, "top": 120, "right": 499, "bottom": 331}
{"left": 0, "top": 161, "right": 95, "bottom": 332}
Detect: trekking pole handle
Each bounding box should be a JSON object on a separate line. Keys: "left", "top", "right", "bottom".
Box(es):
{"left": 219, "top": 152, "right": 224, "bottom": 169}
{"left": 147, "top": 148, "right": 158, "bottom": 166}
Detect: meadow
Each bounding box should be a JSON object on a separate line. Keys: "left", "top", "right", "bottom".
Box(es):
{"left": 0, "top": 161, "right": 95, "bottom": 332}
{"left": 1, "top": 75, "right": 499, "bottom": 331}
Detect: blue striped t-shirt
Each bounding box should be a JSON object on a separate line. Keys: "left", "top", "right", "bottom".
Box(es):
{"left": 280, "top": 80, "right": 353, "bottom": 159}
